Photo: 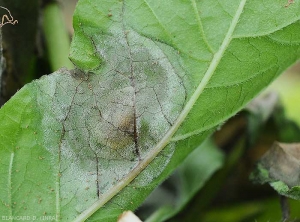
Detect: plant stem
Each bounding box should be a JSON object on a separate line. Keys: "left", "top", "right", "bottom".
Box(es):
{"left": 280, "top": 195, "right": 290, "bottom": 222}
{"left": 43, "top": 2, "right": 74, "bottom": 71}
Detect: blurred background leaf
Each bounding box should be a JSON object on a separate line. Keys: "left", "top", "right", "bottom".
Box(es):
{"left": 137, "top": 139, "right": 224, "bottom": 222}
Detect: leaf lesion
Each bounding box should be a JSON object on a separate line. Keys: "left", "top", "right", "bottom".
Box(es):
{"left": 55, "top": 76, "right": 87, "bottom": 217}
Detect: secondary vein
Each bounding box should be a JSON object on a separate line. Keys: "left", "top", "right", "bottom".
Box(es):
{"left": 190, "top": 0, "right": 214, "bottom": 53}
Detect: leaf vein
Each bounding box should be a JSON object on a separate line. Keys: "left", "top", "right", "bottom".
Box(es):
{"left": 142, "top": 0, "right": 173, "bottom": 42}
{"left": 190, "top": 0, "right": 214, "bottom": 53}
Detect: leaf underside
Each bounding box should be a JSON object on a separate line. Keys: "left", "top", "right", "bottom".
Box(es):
{"left": 0, "top": 0, "right": 300, "bottom": 221}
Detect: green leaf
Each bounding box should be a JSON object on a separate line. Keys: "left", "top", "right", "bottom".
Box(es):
{"left": 144, "top": 139, "right": 224, "bottom": 222}
{"left": 1, "top": 0, "right": 300, "bottom": 221}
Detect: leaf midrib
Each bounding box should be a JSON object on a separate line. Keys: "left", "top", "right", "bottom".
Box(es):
{"left": 74, "top": 0, "right": 247, "bottom": 221}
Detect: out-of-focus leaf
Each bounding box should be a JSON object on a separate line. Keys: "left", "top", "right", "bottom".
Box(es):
{"left": 173, "top": 132, "right": 247, "bottom": 222}
{"left": 245, "top": 92, "right": 279, "bottom": 145}
{"left": 255, "top": 198, "right": 300, "bottom": 222}
{"left": 250, "top": 142, "right": 300, "bottom": 200}
{"left": 144, "top": 139, "right": 224, "bottom": 222}
{"left": 202, "top": 198, "right": 300, "bottom": 222}
{"left": 201, "top": 202, "right": 262, "bottom": 222}
{"left": 245, "top": 92, "right": 300, "bottom": 145}
{"left": 246, "top": 92, "right": 279, "bottom": 121}
{"left": 268, "top": 71, "right": 300, "bottom": 127}
{"left": 273, "top": 104, "right": 300, "bottom": 143}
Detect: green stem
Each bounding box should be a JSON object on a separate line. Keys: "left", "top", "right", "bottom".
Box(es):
{"left": 43, "top": 2, "right": 74, "bottom": 71}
